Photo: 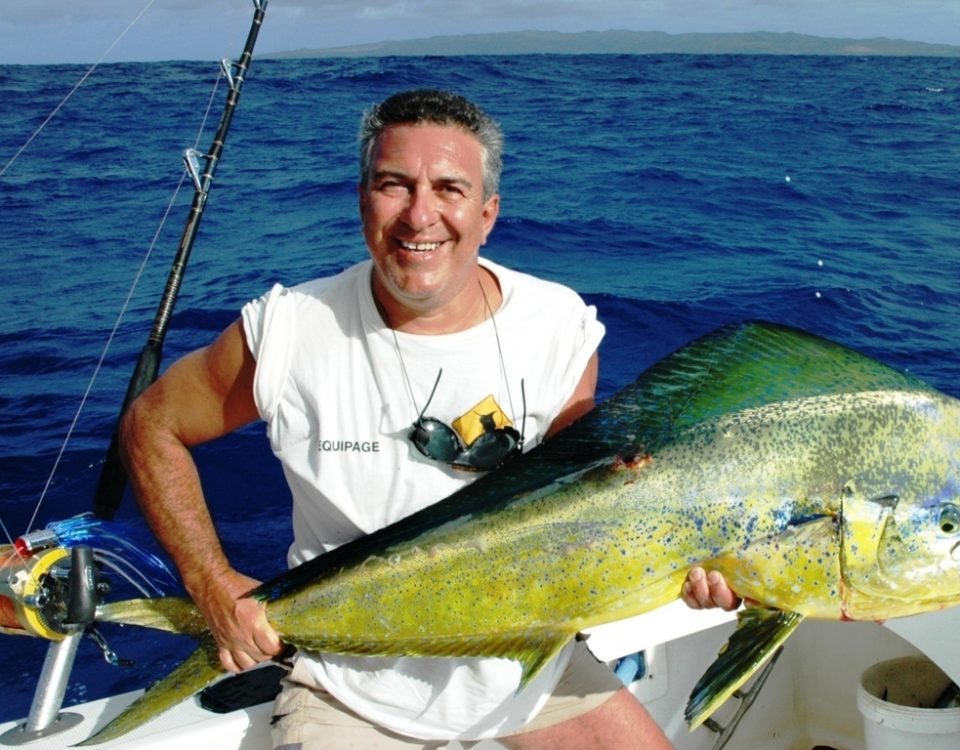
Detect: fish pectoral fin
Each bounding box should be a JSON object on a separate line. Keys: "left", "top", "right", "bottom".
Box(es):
{"left": 96, "top": 596, "right": 207, "bottom": 636}
{"left": 684, "top": 607, "right": 804, "bottom": 730}
{"left": 74, "top": 635, "right": 225, "bottom": 746}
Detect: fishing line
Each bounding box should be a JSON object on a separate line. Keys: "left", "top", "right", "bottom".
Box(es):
{"left": 5, "top": 0, "right": 266, "bottom": 546}
{"left": 1, "top": 0, "right": 162, "bottom": 539}
{"left": 0, "top": 0, "right": 159, "bottom": 179}
{"left": 93, "top": 0, "right": 269, "bottom": 521}
{"left": 10, "top": 70, "right": 226, "bottom": 544}
{"left": 0, "top": 517, "right": 19, "bottom": 560}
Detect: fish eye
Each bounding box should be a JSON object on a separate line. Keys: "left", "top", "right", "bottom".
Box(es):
{"left": 938, "top": 505, "right": 960, "bottom": 535}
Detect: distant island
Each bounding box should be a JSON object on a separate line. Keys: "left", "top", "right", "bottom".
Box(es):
{"left": 262, "top": 30, "right": 960, "bottom": 59}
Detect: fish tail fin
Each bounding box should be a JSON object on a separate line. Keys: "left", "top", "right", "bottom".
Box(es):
{"left": 97, "top": 596, "right": 208, "bottom": 636}
{"left": 74, "top": 635, "right": 225, "bottom": 746}
{"left": 685, "top": 607, "right": 803, "bottom": 730}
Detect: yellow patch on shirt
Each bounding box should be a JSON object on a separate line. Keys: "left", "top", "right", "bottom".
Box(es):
{"left": 452, "top": 395, "right": 513, "bottom": 447}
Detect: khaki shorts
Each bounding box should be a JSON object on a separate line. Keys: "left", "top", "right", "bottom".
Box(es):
{"left": 270, "top": 641, "right": 624, "bottom": 750}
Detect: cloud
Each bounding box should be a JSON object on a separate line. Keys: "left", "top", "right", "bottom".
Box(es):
{"left": 358, "top": 3, "right": 411, "bottom": 20}
{"left": 2, "top": 0, "right": 959, "bottom": 64}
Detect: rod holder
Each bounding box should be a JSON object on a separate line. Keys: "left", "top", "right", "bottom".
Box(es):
{"left": 0, "top": 634, "right": 84, "bottom": 745}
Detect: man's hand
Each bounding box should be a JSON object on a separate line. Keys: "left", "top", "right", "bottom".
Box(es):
{"left": 193, "top": 569, "right": 284, "bottom": 672}
{"left": 681, "top": 566, "right": 741, "bottom": 611}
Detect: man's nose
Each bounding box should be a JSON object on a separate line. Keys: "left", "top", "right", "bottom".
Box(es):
{"left": 401, "top": 186, "right": 440, "bottom": 229}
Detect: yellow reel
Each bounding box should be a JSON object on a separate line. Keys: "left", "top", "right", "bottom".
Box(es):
{"left": 0, "top": 545, "right": 71, "bottom": 640}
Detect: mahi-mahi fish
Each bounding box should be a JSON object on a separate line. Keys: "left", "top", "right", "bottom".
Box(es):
{"left": 80, "top": 321, "right": 960, "bottom": 745}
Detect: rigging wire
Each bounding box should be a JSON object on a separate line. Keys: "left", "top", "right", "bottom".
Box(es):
{"left": 0, "top": 0, "right": 159, "bottom": 179}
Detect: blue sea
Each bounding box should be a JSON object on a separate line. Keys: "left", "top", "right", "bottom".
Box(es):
{"left": 1, "top": 52, "right": 958, "bottom": 721}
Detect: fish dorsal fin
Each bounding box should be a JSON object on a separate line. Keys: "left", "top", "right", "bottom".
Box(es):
{"left": 601, "top": 321, "right": 931, "bottom": 453}
{"left": 685, "top": 607, "right": 804, "bottom": 730}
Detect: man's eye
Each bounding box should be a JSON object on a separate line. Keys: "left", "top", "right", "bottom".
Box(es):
{"left": 377, "top": 181, "right": 406, "bottom": 194}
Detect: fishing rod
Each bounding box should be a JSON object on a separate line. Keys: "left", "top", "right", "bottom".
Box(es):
{"left": 93, "top": 0, "right": 268, "bottom": 520}
{"left": 0, "top": 6, "right": 270, "bottom": 742}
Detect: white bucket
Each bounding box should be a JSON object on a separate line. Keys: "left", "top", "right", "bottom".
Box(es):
{"left": 857, "top": 656, "right": 960, "bottom": 750}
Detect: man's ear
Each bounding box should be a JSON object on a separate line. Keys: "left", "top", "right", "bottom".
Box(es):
{"left": 480, "top": 193, "right": 500, "bottom": 244}
{"left": 358, "top": 183, "right": 367, "bottom": 218}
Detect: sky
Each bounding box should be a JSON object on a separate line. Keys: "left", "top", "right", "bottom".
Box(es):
{"left": 2, "top": 0, "right": 960, "bottom": 65}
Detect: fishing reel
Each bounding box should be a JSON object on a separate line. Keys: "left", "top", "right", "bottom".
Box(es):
{"left": 0, "top": 525, "right": 123, "bottom": 745}
{"left": 0, "top": 530, "right": 110, "bottom": 641}
{"left": 0, "top": 517, "right": 174, "bottom": 744}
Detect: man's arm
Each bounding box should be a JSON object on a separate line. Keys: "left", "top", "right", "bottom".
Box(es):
{"left": 546, "top": 352, "right": 599, "bottom": 438}
{"left": 119, "top": 319, "right": 282, "bottom": 671}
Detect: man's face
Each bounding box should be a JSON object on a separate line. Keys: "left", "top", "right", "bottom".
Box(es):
{"left": 359, "top": 123, "right": 500, "bottom": 317}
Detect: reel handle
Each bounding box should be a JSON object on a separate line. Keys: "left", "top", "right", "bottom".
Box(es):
{"left": 66, "top": 545, "right": 98, "bottom": 626}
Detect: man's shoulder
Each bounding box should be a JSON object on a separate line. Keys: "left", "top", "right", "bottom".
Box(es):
{"left": 242, "top": 261, "right": 371, "bottom": 359}
{"left": 244, "top": 261, "right": 370, "bottom": 336}
{"left": 288, "top": 260, "right": 370, "bottom": 301}
{"left": 482, "top": 257, "right": 586, "bottom": 310}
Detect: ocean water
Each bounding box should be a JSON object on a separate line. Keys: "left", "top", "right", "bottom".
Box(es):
{"left": 0, "top": 52, "right": 958, "bottom": 721}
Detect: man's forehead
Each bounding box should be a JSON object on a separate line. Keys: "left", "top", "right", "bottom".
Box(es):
{"left": 375, "top": 122, "right": 481, "bottom": 151}
{"left": 372, "top": 123, "right": 484, "bottom": 172}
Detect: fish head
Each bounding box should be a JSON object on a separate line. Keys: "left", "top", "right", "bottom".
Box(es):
{"left": 841, "top": 395, "right": 960, "bottom": 620}
{"left": 868, "top": 486, "right": 960, "bottom": 615}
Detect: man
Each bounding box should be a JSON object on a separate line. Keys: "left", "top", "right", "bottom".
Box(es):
{"left": 121, "top": 89, "right": 736, "bottom": 749}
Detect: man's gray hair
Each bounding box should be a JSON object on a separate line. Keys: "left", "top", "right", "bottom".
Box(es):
{"left": 359, "top": 89, "right": 504, "bottom": 199}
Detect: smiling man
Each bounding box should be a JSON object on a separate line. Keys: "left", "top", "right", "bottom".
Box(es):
{"left": 121, "top": 89, "right": 735, "bottom": 750}
{"left": 361, "top": 119, "right": 501, "bottom": 332}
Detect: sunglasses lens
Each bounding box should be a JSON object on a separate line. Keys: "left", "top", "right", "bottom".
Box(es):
{"left": 411, "top": 419, "right": 462, "bottom": 462}
{"left": 461, "top": 428, "right": 520, "bottom": 470}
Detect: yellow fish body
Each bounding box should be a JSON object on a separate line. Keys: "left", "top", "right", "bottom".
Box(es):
{"left": 87, "top": 322, "right": 960, "bottom": 744}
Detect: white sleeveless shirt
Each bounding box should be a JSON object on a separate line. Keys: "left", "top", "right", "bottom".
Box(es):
{"left": 241, "top": 258, "right": 604, "bottom": 740}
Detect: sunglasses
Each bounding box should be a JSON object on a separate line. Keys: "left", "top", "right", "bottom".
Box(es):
{"left": 409, "top": 369, "right": 525, "bottom": 471}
